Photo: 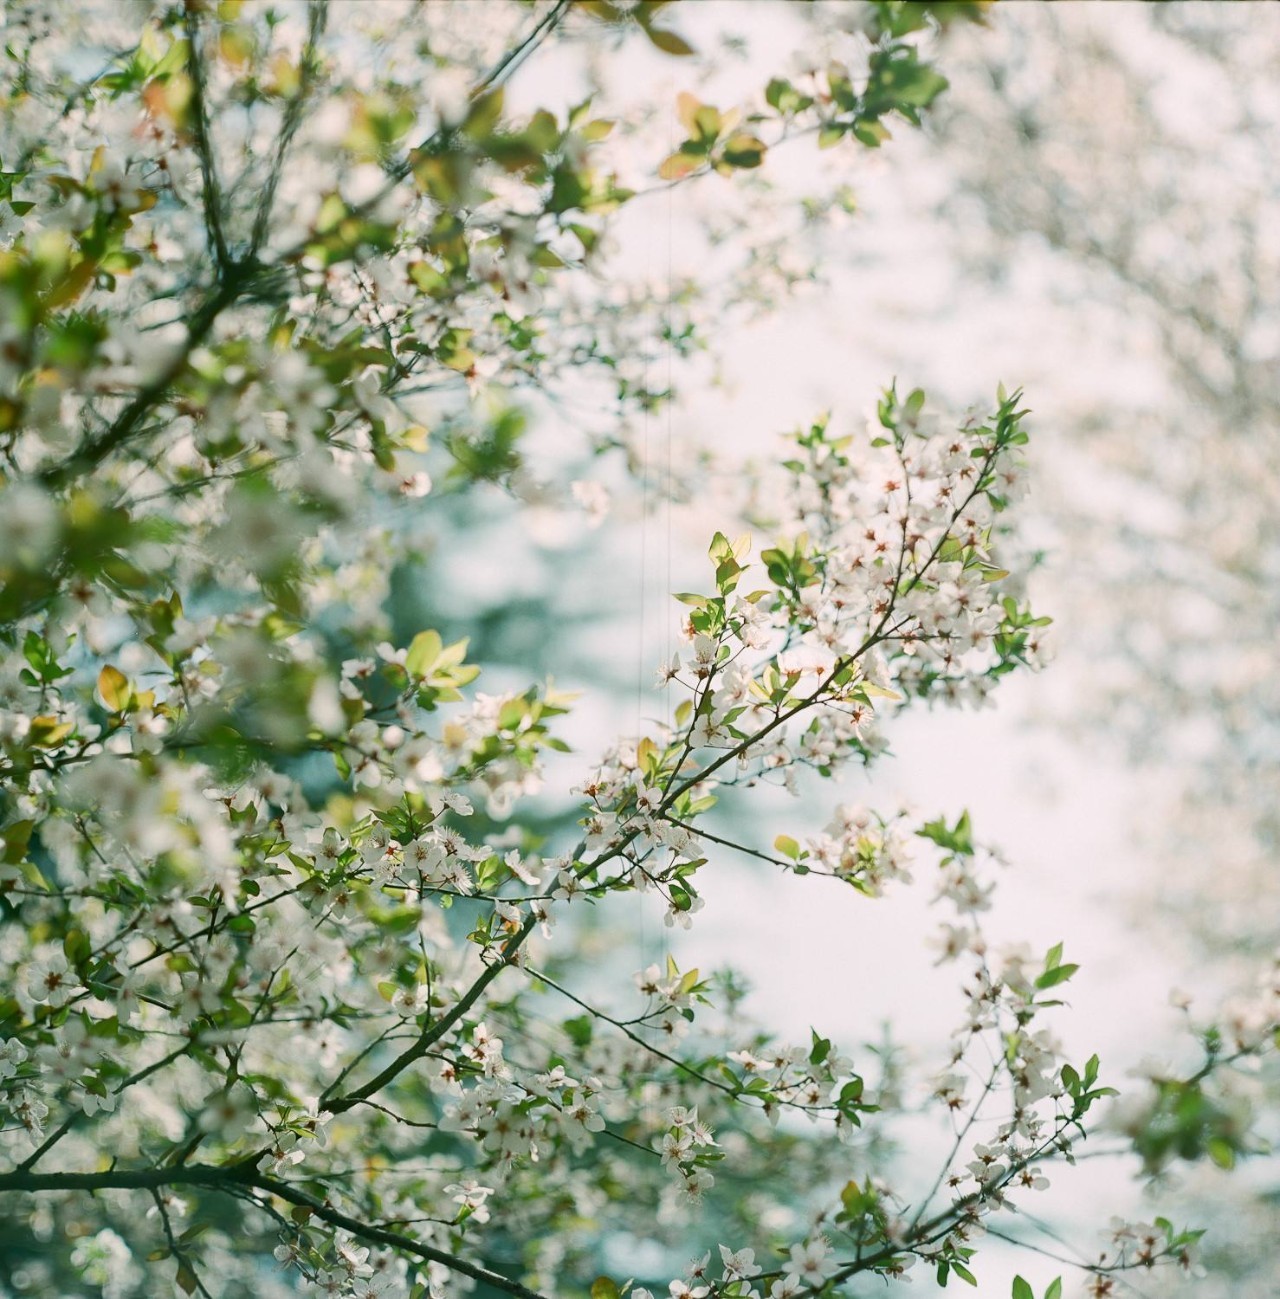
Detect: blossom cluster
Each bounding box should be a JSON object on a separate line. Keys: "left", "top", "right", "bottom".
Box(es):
{"left": 0, "top": 3, "right": 1225, "bottom": 1299}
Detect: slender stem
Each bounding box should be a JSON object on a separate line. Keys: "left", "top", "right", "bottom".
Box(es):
{"left": 906, "top": 1060, "right": 1001, "bottom": 1236}
{"left": 151, "top": 1187, "right": 216, "bottom": 1299}
{"left": 248, "top": 0, "right": 329, "bottom": 257}
{"left": 663, "top": 815, "right": 808, "bottom": 872}
{"left": 526, "top": 965, "right": 739, "bottom": 1099}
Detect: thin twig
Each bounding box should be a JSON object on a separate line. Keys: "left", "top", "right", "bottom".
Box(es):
{"left": 183, "top": 5, "right": 231, "bottom": 270}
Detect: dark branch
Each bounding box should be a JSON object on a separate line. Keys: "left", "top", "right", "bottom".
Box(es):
{"left": 0, "top": 1161, "right": 550, "bottom": 1299}
{"left": 182, "top": 4, "right": 231, "bottom": 271}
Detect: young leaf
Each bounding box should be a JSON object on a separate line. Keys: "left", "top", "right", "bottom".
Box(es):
{"left": 774, "top": 834, "right": 801, "bottom": 861}
{"left": 97, "top": 664, "right": 130, "bottom": 711}
{"left": 1035, "top": 963, "right": 1080, "bottom": 990}
{"left": 645, "top": 25, "right": 695, "bottom": 56}
{"left": 405, "top": 629, "right": 443, "bottom": 677}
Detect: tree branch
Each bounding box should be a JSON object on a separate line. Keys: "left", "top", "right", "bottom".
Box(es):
{"left": 319, "top": 438, "right": 1005, "bottom": 1115}
{"left": 248, "top": 1171, "right": 551, "bottom": 1299}
{"left": 0, "top": 1161, "right": 551, "bottom": 1299}
{"left": 248, "top": 0, "right": 329, "bottom": 257}
{"left": 182, "top": 4, "right": 231, "bottom": 272}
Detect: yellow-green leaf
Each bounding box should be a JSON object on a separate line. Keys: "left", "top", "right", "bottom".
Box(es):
{"left": 29, "top": 715, "right": 73, "bottom": 747}
{"left": 405, "top": 630, "right": 443, "bottom": 677}
{"left": 2, "top": 820, "right": 34, "bottom": 865}
{"left": 774, "top": 834, "right": 801, "bottom": 861}
{"left": 97, "top": 664, "right": 130, "bottom": 712}
{"left": 658, "top": 150, "right": 702, "bottom": 181}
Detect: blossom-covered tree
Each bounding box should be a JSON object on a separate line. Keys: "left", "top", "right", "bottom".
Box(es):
{"left": 0, "top": 3, "right": 1262, "bottom": 1298}
{"left": 910, "top": 6, "right": 1280, "bottom": 1290}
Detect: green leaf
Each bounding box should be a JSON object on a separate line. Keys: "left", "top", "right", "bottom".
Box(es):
{"left": 645, "top": 25, "right": 695, "bottom": 56}
{"left": 721, "top": 133, "right": 767, "bottom": 169}
{"left": 2, "top": 820, "right": 34, "bottom": 865}
{"left": 917, "top": 810, "right": 973, "bottom": 856}
{"left": 63, "top": 928, "right": 91, "bottom": 966}
{"left": 861, "top": 681, "right": 903, "bottom": 701}
{"left": 895, "top": 63, "right": 948, "bottom": 108}
{"left": 852, "top": 119, "right": 891, "bottom": 148}
{"left": 463, "top": 87, "right": 505, "bottom": 139}
{"left": 150, "top": 35, "right": 190, "bottom": 80}
{"left": 1035, "top": 963, "right": 1079, "bottom": 990}
{"left": 1045, "top": 1281, "right": 1063, "bottom": 1299}
{"left": 591, "top": 1280, "right": 621, "bottom": 1299}
{"left": 1012, "top": 1279, "right": 1034, "bottom": 1299}
{"left": 563, "top": 1015, "right": 593, "bottom": 1048}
